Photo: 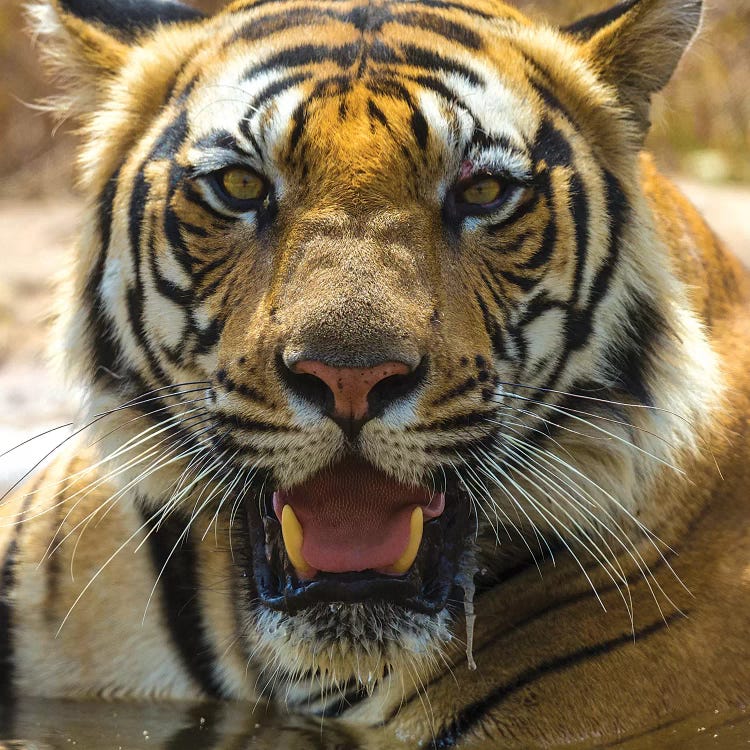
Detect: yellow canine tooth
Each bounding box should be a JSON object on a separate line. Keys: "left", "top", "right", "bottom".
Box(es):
{"left": 281, "top": 505, "right": 316, "bottom": 579}
{"left": 390, "top": 507, "right": 424, "bottom": 575}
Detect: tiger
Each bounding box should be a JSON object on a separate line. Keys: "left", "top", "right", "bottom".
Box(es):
{"left": 1, "top": 0, "right": 749, "bottom": 746}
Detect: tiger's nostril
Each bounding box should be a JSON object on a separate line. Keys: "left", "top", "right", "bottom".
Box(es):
{"left": 278, "top": 356, "right": 427, "bottom": 439}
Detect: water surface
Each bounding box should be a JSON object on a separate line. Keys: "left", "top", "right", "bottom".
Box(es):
{"left": 1, "top": 698, "right": 748, "bottom": 749}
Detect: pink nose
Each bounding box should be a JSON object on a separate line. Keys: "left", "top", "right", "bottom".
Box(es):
{"left": 292, "top": 361, "right": 411, "bottom": 422}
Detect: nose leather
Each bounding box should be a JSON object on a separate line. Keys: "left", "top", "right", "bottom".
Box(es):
{"left": 292, "top": 361, "right": 411, "bottom": 422}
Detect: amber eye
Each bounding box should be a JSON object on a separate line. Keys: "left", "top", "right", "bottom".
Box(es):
{"left": 217, "top": 167, "right": 268, "bottom": 206}
{"left": 458, "top": 176, "right": 504, "bottom": 206}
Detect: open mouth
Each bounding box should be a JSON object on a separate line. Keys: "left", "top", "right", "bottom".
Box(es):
{"left": 244, "top": 456, "right": 472, "bottom": 615}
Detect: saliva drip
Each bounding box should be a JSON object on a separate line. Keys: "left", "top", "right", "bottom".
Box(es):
{"left": 462, "top": 572, "right": 478, "bottom": 671}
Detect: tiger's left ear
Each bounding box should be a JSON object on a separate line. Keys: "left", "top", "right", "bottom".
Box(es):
{"left": 29, "top": 0, "right": 205, "bottom": 115}
{"left": 565, "top": 0, "right": 702, "bottom": 136}
{"left": 53, "top": 0, "right": 204, "bottom": 41}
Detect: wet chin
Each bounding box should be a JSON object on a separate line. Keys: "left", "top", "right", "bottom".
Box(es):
{"left": 250, "top": 601, "right": 452, "bottom": 688}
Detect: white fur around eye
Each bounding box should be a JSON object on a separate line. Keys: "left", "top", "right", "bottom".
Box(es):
{"left": 462, "top": 185, "right": 529, "bottom": 232}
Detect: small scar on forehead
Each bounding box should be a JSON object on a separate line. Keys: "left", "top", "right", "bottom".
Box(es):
{"left": 459, "top": 160, "right": 474, "bottom": 180}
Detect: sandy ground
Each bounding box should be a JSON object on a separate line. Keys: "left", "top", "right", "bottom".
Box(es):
{"left": 0, "top": 181, "right": 748, "bottom": 490}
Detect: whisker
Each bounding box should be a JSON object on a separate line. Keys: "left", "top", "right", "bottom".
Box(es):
{"left": 494, "top": 379, "right": 694, "bottom": 424}
{"left": 496, "top": 391, "right": 685, "bottom": 475}
{"left": 0, "top": 382, "right": 212, "bottom": 505}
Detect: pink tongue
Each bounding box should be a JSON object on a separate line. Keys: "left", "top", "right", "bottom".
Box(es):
{"left": 273, "top": 457, "right": 444, "bottom": 574}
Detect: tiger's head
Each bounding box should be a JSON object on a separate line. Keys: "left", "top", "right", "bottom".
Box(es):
{"left": 35, "top": 0, "right": 716, "bottom": 699}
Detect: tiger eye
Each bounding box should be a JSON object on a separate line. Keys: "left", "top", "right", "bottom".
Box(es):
{"left": 460, "top": 177, "right": 504, "bottom": 206}
{"left": 221, "top": 168, "right": 265, "bottom": 201}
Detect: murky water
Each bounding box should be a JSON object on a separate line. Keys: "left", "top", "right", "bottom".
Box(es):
{"left": 1, "top": 699, "right": 748, "bottom": 750}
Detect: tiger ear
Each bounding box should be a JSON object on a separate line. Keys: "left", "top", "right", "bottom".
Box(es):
{"left": 28, "top": 0, "right": 205, "bottom": 115}
{"left": 43, "top": 0, "right": 204, "bottom": 42}
{"left": 565, "top": 0, "right": 702, "bottom": 136}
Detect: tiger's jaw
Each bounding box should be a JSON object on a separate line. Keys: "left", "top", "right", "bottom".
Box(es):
{"left": 243, "top": 456, "right": 473, "bottom": 616}
{"left": 237, "top": 455, "right": 474, "bottom": 685}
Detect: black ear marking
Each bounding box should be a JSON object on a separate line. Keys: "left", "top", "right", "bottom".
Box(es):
{"left": 58, "top": 0, "right": 204, "bottom": 39}
{"left": 564, "top": 0, "right": 640, "bottom": 39}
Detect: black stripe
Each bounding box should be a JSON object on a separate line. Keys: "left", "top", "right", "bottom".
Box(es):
{"left": 239, "top": 72, "right": 309, "bottom": 125}
{"left": 564, "top": 0, "right": 640, "bottom": 39}
{"left": 399, "top": 43, "right": 483, "bottom": 86}
{"left": 342, "top": 3, "right": 393, "bottom": 32}
{"left": 141, "top": 510, "right": 226, "bottom": 699}
{"left": 242, "top": 43, "right": 360, "bottom": 82}
{"left": 431, "top": 376, "right": 478, "bottom": 407}
{"left": 227, "top": 0, "right": 296, "bottom": 15}
{"left": 499, "top": 269, "right": 538, "bottom": 293}
{"left": 309, "top": 74, "right": 353, "bottom": 100}
{"left": 604, "top": 291, "right": 663, "bottom": 406}
{"left": 149, "top": 241, "right": 193, "bottom": 307}
{"left": 393, "top": 10, "right": 482, "bottom": 49}
{"left": 367, "top": 99, "right": 389, "bottom": 128}
{"left": 58, "top": 0, "right": 203, "bottom": 40}
{"left": 518, "top": 291, "right": 567, "bottom": 327}
{"left": 478, "top": 265, "right": 508, "bottom": 316}
{"left": 567, "top": 171, "right": 589, "bottom": 307}
{"left": 410, "top": 0, "right": 494, "bottom": 20}
{"left": 583, "top": 170, "right": 628, "bottom": 313}
{"left": 0, "top": 542, "right": 18, "bottom": 707}
{"left": 531, "top": 116, "right": 573, "bottom": 169}
{"left": 409, "top": 73, "right": 462, "bottom": 106}
{"left": 192, "top": 129, "right": 257, "bottom": 160}
{"left": 127, "top": 109, "right": 192, "bottom": 385}
{"left": 182, "top": 183, "right": 234, "bottom": 224}
{"left": 367, "top": 76, "right": 415, "bottom": 104}
{"left": 410, "top": 108, "right": 429, "bottom": 150}
{"left": 288, "top": 102, "right": 307, "bottom": 155}
{"left": 161, "top": 157, "right": 195, "bottom": 277}
{"left": 416, "top": 409, "right": 494, "bottom": 432}
{"left": 0, "top": 491, "right": 35, "bottom": 708}
{"left": 533, "top": 171, "right": 628, "bottom": 397}
{"left": 195, "top": 270, "right": 227, "bottom": 302}
{"left": 475, "top": 292, "right": 507, "bottom": 360}
{"left": 432, "top": 613, "right": 682, "bottom": 747}
{"left": 489, "top": 194, "right": 540, "bottom": 236}
{"left": 192, "top": 252, "right": 234, "bottom": 288}
{"left": 192, "top": 316, "right": 224, "bottom": 356}
{"left": 233, "top": 8, "right": 310, "bottom": 43}
{"left": 179, "top": 221, "right": 209, "bottom": 239}
{"left": 164, "top": 206, "right": 196, "bottom": 276}
{"left": 44, "top": 478, "right": 70, "bottom": 623}
{"left": 218, "top": 373, "right": 267, "bottom": 405}
{"left": 87, "top": 169, "right": 123, "bottom": 384}
{"left": 316, "top": 682, "right": 372, "bottom": 718}
{"left": 520, "top": 190, "right": 557, "bottom": 269}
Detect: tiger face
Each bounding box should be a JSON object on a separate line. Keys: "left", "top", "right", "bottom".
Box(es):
{"left": 38, "top": 0, "right": 711, "bottom": 697}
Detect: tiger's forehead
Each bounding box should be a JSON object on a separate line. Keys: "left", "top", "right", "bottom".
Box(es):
{"left": 221, "top": 0, "right": 528, "bottom": 37}
{"left": 184, "top": 0, "right": 540, "bottom": 194}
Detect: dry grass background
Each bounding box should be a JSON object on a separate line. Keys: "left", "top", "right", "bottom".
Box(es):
{"left": 0, "top": 0, "right": 748, "bottom": 198}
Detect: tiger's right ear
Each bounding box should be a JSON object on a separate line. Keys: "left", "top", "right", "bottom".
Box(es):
{"left": 565, "top": 0, "right": 702, "bottom": 138}
{"left": 28, "top": 0, "right": 204, "bottom": 114}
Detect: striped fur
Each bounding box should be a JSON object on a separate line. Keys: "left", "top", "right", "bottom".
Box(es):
{"left": 2, "top": 0, "right": 749, "bottom": 745}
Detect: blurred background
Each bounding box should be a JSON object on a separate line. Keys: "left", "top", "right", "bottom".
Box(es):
{"left": 1, "top": 0, "right": 748, "bottom": 196}
{"left": 0, "top": 0, "right": 748, "bottom": 488}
